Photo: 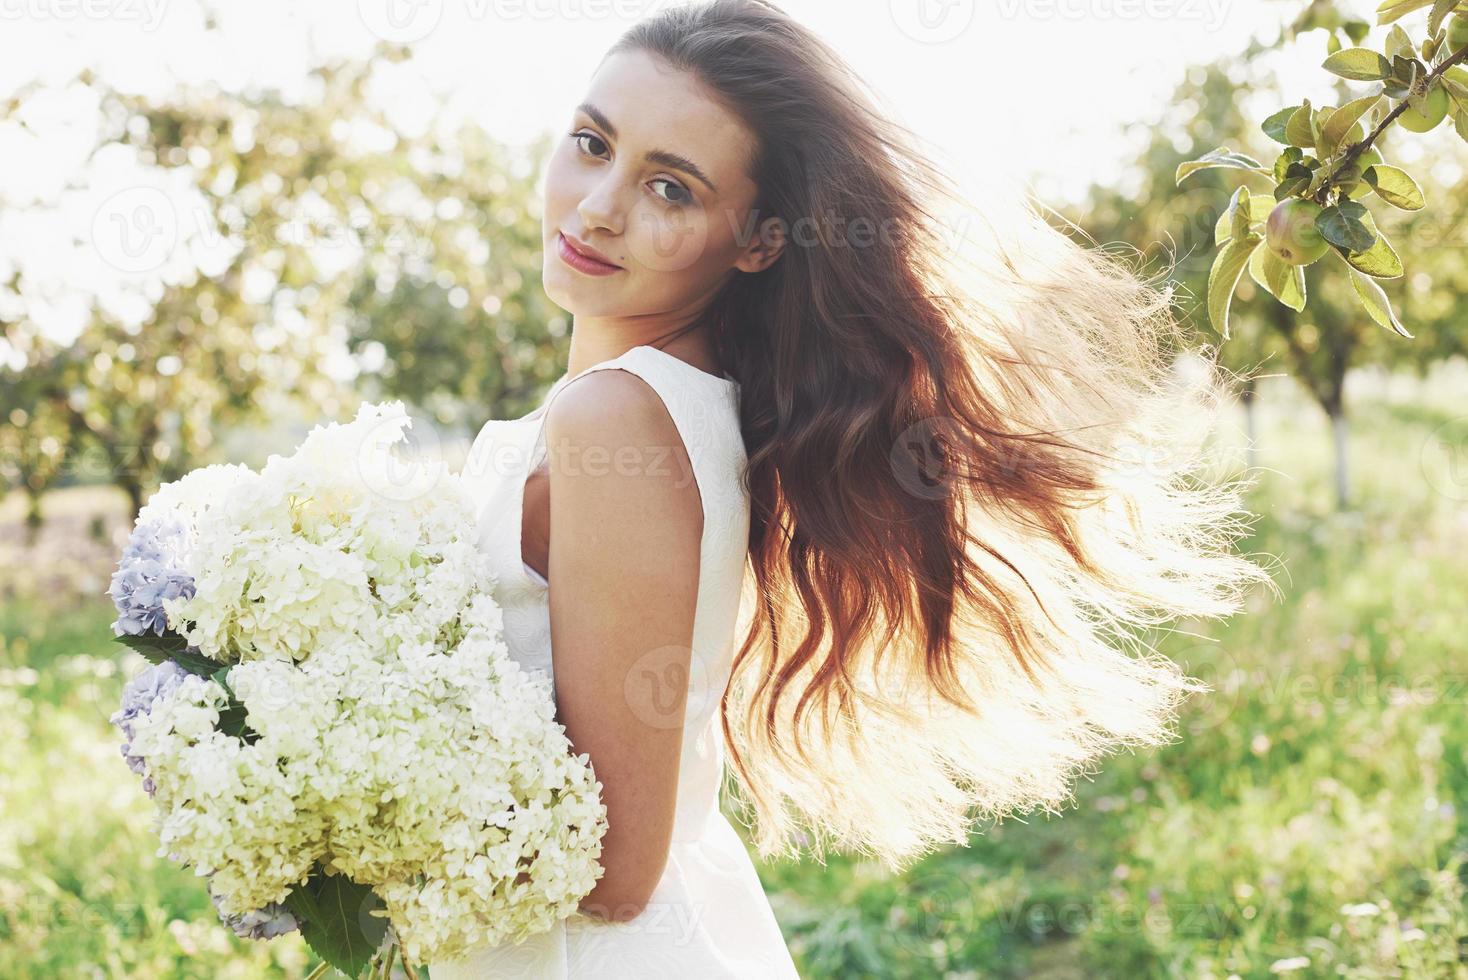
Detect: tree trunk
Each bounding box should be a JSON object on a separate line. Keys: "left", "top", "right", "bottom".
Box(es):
{"left": 1240, "top": 380, "right": 1258, "bottom": 475}
{"left": 23, "top": 487, "right": 43, "bottom": 548}
{"left": 1328, "top": 408, "right": 1349, "bottom": 512}
{"left": 1323, "top": 330, "right": 1351, "bottom": 513}
{"left": 122, "top": 479, "right": 145, "bottom": 527}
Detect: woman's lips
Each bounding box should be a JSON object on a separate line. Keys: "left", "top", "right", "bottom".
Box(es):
{"left": 556, "top": 232, "right": 623, "bottom": 276}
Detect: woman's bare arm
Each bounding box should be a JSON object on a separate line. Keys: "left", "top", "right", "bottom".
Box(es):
{"left": 541, "top": 369, "right": 703, "bottom": 923}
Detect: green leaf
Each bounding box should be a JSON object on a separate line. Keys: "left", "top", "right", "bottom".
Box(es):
{"left": 1226, "top": 185, "right": 1254, "bottom": 240}
{"left": 1262, "top": 105, "right": 1302, "bottom": 144}
{"left": 1428, "top": 0, "right": 1458, "bottom": 35}
{"left": 216, "top": 704, "right": 257, "bottom": 741}
{"left": 1272, "top": 146, "right": 1305, "bottom": 181}
{"left": 1249, "top": 241, "right": 1307, "bottom": 312}
{"left": 1321, "top": 95, "right": 1382, "bottom": 154}
{"left": 1334, "top": 209, "right": 1404, "bottom": 278}
{"left": 1215, "top": 192, "right": 1276, "bottom": 244}
{"left": 1315, "top": 201, "right": 1376, "bottom": 252}
{"left": 1310, "top": 107, "right": 1331, "bottom": 152}
{"left": 1393, "top": 55, "right": 1421, "bottom": 86}
{"left": 1376, "top": 0, "right": 1468, "bottom": 23}
{"left": 1363, "top": 164, "right": 1425, "bottom": 209}
{"left": 285, "top": 868, "right": 386, "bottom": 978}
{"left": 1323, "top": 47, "right": 1393, "bottom": 81}
{"left": 1175, "top": 147, "right": 1269, "bottom": 186}
{"left": 1275, "top": 161, "right": 1314, "bottom": 200}
{"left": 207, "top": 667, "right": 260, "bottom": 743}
{"left": 1348, "top": 266, "right": 1413, "bottom": 338}
{"left": 1285, "top": 102, "right": 1317, "bottom": 148}
{"left": 113, "top": 633, "right": 222, "bottom": 678}
{"left": 1442, "top": 73, "right": 1468, "bottom": 112}
{"left": 1208, "top": 234, "right": 1262, "bottom": 340}
{"left": 1383, "top": 24, "right": 1414, "bottom": 58}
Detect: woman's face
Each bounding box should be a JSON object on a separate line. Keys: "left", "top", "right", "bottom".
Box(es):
{"left": 541, "top": 48, "right": 777, "bottom": 319}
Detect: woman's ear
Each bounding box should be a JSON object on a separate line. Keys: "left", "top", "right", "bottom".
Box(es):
{"left": 736, "top": 214, "right": 786, "bottom": 274}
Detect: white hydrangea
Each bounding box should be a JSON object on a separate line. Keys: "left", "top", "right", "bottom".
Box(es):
{"left": 123, "top": 402, "right": 610, "bottom": 965}
{"left": 158, "top": 402, "right": 493, "bottom": 665}
{"left": 137, "top": 462, "right": 260, "bottom": 529}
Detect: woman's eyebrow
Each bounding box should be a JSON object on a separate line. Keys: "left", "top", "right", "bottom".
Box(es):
{"left": 575, "top": 101, "right": 719, "bottom": 195}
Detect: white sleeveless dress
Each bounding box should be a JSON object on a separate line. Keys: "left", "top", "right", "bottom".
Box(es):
{"left": 434, "top": 344, "right": 802, "bottom": 979}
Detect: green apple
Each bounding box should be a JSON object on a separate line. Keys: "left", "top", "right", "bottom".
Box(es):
{"left": 1266, "top": 199, "right": 1330, "bottom": 266}
{"left": 1338, "top": 145, "right": 1379, "bottom": 200}
{"left": 1397, "top": 84, "right": 1449, "bottom": 133}
{"left": 1447, "top": 13, "right": 1468, "bottom": 51}
{"left": 1342, "top": 146, "right": 1384, "bottom": 200}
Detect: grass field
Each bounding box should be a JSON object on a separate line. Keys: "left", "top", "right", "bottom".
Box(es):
{"left": 3, "top": 364, "right": 1466, "bottom": 978}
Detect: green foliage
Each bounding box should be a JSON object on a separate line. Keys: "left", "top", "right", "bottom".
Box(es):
{"left": 9, "top": 373, "right": 1468, "bottom": 977}
{"left": 1176, "top": 0, "right": 1468, "bottom": 339}
{"left": 282, "top": 868, "right": 387, "bottom": 979}
{"left": 2, "top": 42, "right": 561, "bottom": 527}
{"left": 754, "top": 371, "right": 1468, "bottom": 976}
{"left": 113, "top": 632, "right": 215, "bottom": 677}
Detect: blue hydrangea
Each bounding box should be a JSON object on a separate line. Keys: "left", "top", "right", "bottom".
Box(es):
{"left": 109, "top": 515, "right": 195, "bottom": 638}
{"left": 210, "top": 887, "right": 300, "bottom": 940}
{"left": 109, "top": 658, "right": 189, "bottom": 795}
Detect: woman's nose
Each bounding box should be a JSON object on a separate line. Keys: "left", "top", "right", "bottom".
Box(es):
{"left": 577, "top": 176, "right": 626, "bottom": 237}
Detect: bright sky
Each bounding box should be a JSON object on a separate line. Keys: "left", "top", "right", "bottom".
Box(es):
{"left": 0, "top": 0, "right": 1313, "bottom": 197}
{"left": 1, "top": 0, "right": 1411, "bottom": 356}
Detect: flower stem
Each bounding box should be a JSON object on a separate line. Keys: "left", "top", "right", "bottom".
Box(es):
{"left": 304, "top": 963, "right": 331, "bottom": 980}
{"left": 380, "top": 943, "right": 397, "bottom": 979}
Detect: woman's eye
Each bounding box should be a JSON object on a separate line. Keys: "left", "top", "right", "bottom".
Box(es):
{"left": 651, "top": 178, "right": 691, "bottom": 207}
{"left": 568, "top": 130, "right": 690, "bottom": 207}
{"left": 569, "top": 131, "right": 607, "bottom": 157}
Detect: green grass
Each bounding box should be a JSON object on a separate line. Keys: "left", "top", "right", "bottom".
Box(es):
{"left": 3, "top": 370, "right": 1467, "bottom": 978}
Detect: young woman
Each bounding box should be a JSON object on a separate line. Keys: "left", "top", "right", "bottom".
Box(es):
{"left": 440, "top": 1, "right": 1273, "bottom": 976}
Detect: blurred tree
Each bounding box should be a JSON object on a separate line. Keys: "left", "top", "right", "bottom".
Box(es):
{"left": 0, "top": 355, "right": 69, "bottom": 544}
{"left": 1061, "top": 60, "right": 1283, "bottom": 478}
{"left": 1, "top": 45, "right": 560, "bottom": 526}
{"left": 1068, "top": 29, "right": 1468, "bottom": 510}
{"left": 341, "top": 123, "right": 566, "bottom": 428}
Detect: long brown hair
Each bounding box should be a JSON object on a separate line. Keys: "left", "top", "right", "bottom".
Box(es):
{"left": 611, "top": 0, "right": 1276, "bottom": 870}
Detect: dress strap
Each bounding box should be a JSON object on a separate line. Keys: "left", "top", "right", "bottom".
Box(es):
{"left": 524, "top": 345, "right": 744, "bottom": 566}
{"left": 528, "top": 346, "right": 737, "bottom": 487}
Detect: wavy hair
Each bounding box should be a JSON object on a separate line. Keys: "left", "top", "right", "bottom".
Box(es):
{"left": 609, "top": 0, "right": 1277, "bottom": 870}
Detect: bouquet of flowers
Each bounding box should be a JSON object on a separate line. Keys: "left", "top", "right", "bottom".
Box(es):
{"left": 106, "top": 402, "right": 609, "bottom": 977}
